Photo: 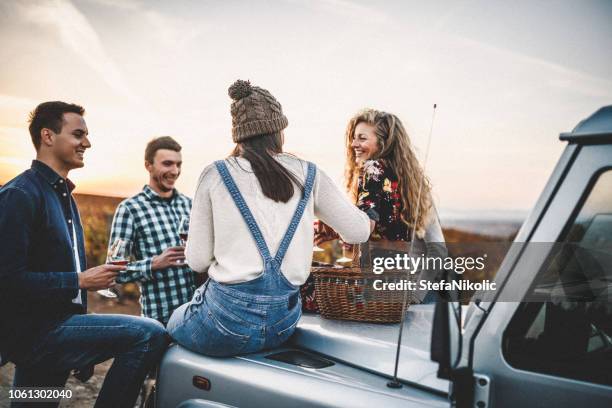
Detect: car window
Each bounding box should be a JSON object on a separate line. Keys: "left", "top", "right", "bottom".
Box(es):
{"left": 503, "top": 170, "right": 612, "bottom": 386}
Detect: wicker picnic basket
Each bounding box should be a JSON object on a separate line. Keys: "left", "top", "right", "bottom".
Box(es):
{"left": 311, "top": 240, "right": 420, "bottom": 323}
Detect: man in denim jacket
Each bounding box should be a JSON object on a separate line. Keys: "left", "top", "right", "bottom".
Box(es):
{"left": 0, "top": 101, "right": 168, "bottom": 407}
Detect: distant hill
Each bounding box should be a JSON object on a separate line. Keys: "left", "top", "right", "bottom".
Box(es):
{"left": 74, "top": 192, "right": 125, "bottom": 211}
{"left": 2, "top": 186, "right": 522, "bottom": 270}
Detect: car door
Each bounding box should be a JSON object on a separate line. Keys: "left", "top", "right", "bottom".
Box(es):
{"left": 467, "top": 143, "right": 612, "bottom": 408}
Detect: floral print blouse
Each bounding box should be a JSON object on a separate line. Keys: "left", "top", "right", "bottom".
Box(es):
{"left": 357, "top": 159, "right": 411, "bottom": 241}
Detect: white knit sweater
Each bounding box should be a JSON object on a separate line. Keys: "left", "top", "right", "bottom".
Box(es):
{"left": 186, "top": 154, "right": 371, "bottom": 285}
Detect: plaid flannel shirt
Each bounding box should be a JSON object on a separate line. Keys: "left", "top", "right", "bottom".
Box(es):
{"left": 110, "top": 185, "right": 195, "bottom": 324}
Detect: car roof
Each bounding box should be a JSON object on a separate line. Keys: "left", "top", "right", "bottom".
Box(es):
{"left": 560, "top": 105, "right": 612, "bottom": 144}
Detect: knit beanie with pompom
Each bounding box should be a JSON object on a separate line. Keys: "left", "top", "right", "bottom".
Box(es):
{"left": 228, "top": 79, "right": 288, "bottom": 142}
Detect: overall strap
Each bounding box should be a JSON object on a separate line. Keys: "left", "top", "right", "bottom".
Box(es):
{"left": 273, "top": 162, "right": 317, "bottom": 265}
{"left": 214, "top": 160, "right": 272, "bottom": 262}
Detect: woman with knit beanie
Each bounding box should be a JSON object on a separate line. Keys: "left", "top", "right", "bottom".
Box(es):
{"left": 166, "top": 80, "right": 372, "bottom": 357}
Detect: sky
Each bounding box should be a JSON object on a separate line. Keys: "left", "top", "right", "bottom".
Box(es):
{"left": 1, "top": 0, "right": 611, "bottom": 215}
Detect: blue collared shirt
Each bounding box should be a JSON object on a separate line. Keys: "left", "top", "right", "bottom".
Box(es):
{"left": 0, "top": 160, "right": 86, "bottom": 362}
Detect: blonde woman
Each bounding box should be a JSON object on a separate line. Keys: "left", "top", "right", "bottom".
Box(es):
{"left": 317, "top": 109, "right": 445, "bottom": 301}
{"left": 345, "top": 109, "right": 439, "bottom": 242}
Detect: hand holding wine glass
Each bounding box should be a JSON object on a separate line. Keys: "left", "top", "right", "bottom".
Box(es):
{"left": 97, "top": 239, "right": 132, "bottom": 298}
{"left": 312, "top": 219, "right": 326, "bottom": 252}
{"left": 79, "top": 264, "right": 124, "bottom": 291}
{"left": 152, "top": 247, "right": 186, "bottom": 270}
{"left": 313, "top": 219, "right": 339, "bottom": 247}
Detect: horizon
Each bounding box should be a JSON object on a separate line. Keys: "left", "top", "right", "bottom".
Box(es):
{"left": 0, "top": 180, "right": 530, "bottom": 221}
{"left": 1, "top": 0, "right": 611, "bottom": 212}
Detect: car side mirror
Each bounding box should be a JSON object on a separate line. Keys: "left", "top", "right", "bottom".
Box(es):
{"left": 430, "top": 267, "right": 463, "bottom": 380}
{"left": 430, "top": 298, "right": 462, "bottom": 380}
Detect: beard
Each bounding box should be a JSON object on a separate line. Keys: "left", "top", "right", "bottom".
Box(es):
{"left": 153, "top": 173, "right": 174, "bottom": 192}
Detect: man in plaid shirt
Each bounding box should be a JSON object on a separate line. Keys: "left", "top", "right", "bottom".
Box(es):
{"left": 110, "top": 136, "right": 196, "bottom": 325}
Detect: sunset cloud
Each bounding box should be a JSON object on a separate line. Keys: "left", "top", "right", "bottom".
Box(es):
{"left": 17, "top": 0, "right": 137, "bottom": 102}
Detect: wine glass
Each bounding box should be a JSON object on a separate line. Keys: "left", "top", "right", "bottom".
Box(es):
{"left": 98, "top": 238, "right": 132, "bottom": 298}
{"left": 178, "top": 215, "right": 189, "bottom": 246}
{"left": 312, "top": 219, "right": 325, "bottom": 252}
{"left": 336, "top": 240, "right": 354, "bottom": 264}
{"left": 177, "top": 215, "right": 189, "bottom": 264}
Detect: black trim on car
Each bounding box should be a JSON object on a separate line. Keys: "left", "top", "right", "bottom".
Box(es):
{"left": 559, "top": 132, "right": 612, "bottom": 144}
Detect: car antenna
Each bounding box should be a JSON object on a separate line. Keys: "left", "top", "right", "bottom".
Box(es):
{"left": 387, "top": 103, "right": 437, "bottom": 389}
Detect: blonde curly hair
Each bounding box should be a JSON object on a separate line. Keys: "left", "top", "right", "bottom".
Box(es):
{"left": 344, "top": 109, "right": 432, "bottom": 239}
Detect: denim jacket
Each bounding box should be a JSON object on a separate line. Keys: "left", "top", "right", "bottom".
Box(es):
{"left": 0, "top": 160, "right": 86, "bottom": 362}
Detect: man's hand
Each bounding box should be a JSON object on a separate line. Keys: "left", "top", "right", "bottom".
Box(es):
{"left": 152, "top": 246, "right": 186, "bottom": 271}
{"left": 79, "top": 264, "right": 125, "bottom": 290}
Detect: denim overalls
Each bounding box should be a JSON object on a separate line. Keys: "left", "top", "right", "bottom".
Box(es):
{"left": 167, "top": 160, "right": 316, "bottom": 357}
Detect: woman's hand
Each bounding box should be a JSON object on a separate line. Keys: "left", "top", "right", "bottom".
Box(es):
{"left": 314, "top": 220, "right": 339, "bottom": 246}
